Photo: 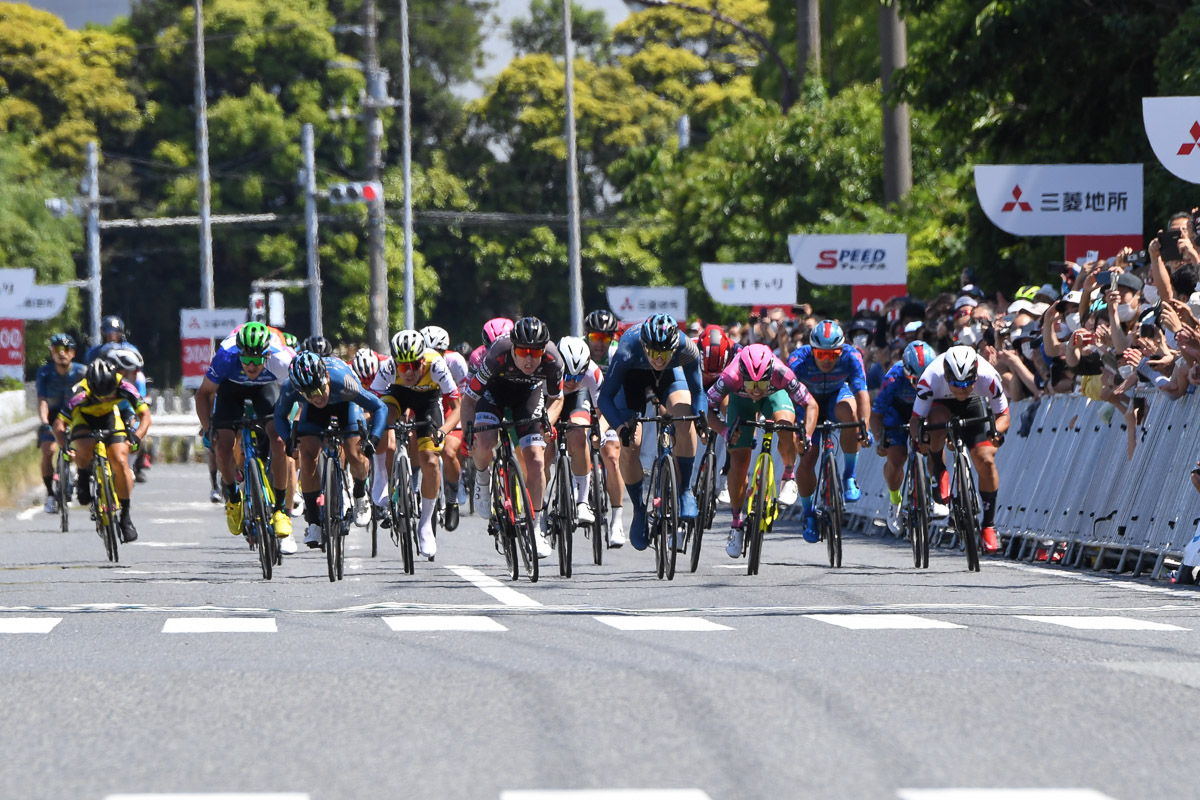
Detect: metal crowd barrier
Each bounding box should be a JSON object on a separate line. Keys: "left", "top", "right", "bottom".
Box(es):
{"left": 843, "top": 391, "right": 1200, "bottom": 581}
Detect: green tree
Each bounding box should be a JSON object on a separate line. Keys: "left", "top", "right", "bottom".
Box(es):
{"left": 511, "top": 0, "right": 609, "bottom": 61}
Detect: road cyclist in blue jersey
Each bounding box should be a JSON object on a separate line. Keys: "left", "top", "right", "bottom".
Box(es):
{"left": 195, "top": 322, "right": 297, "bottom": 550}
{"left": 597, "top": 313, "right": 708, "bottom": 552}
{"left": 275, "top": 351, "right": 388, "bottom": 550}
{"left": 869, "top": 341, "right": 948, "bottom": 534}
{"left": 36, "top": 333, "right": 87, "bottom": 514}
{"left": 786, "top": 319, "right": 873, "bottom": 542}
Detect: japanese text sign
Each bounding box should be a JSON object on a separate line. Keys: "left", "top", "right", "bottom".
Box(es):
{"left": 701, "top": 263, "right": 797, "bottom": 305}
{"left": 605, "top": 286, "right": 687, "bottom": 323}
{"left": 974, "top": 164, "right": 1142, "bottom": 236}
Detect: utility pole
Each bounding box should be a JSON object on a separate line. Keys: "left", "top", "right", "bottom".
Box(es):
{"left": 879, "top": 0, "right": 912, "bottom": 205}
{"left": 302, "top": 123, "right": 323, "bottom": 336}
{"left": 796, "top": 0, "right": 820, "bottom": 87}
{"left": 562, "top": 0, "right": 583, "bottom": 336}
{"left": 400, "top": 0, "right": 414, "bottom": 330}
{"left": 85, "top": 142, "right": 102, "bottom": 345}
{"left": 195, "top": 0, "right": 214, "bottom": 309}
{"left": 363, "top": 0, "right": 388, "bottom": 350}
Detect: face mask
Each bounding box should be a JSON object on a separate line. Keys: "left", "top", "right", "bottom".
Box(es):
{"left": 1117, "top": 303, "right": 1136, "bottom": 323}
{"left": 852, "top": 333, "right": 869, "bottom": 349}
{"left": 1142, "top": 285, "right": 1159, "bottom": 305}
{"left": 1064, "top": 312, "right": 1081, "bottom": 332}
{"left": 1055, "top": 322, "right": 1070, "bottom": 340}
{"left": 1020, "top": 340, "right": 1036, "bottom": 360}
{"left": 957, "top": 324, "right": 980, "bottom": 346}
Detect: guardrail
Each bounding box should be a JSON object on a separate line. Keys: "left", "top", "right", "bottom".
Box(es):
{"left": 843, "top": 391, "right": 1200, "bottom": 581}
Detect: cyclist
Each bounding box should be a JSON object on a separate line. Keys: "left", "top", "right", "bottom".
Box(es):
{"left": 372, "top": 329, "right": 461, "bottom": 559}
{"left": 786, "top": 320, "right": 872, "bottom": 542}
{"left": 351, "top": 346, "right": 393, "bottom": 528}
{"left": 194, "top": 322, "right": 297, "bottom": 551}
{"left": 582, "top": 310, "right": 628, "bottom": 540}
{"left": 697, "top": 324, "right": 735, "bottom": 505}
{"left": 85, "top": 315, "right": 152, "bottom": 481}
{"left": 56, "top": 359, "right": 152, "bottom": 543}
{"left": 469, "top": 318, "right": 515, "bottom": 375}
{"left": 463, "top": 317, "right": 564, "bottom": 559}
{"left": 584, "top": 309, "right": 620, "bottom": 366}
{"left": 554, "top": 335, "right": 627, "bottom": 546}
{"left": 870, "top": 341, "right": 948, "bottom": 534}
{"left": 36, "top": 333, "right": 86, "bottom": 513}
{"left": 909, "top": 345, "right": 1010, "bottom": 554}
{"left": 300, "top": 335, "right": 334, "bottom": 357}
{"left": 275, "top": 351, "right": 387, "bottom": 549}
{"left": 705, "top": 343, "right": 817, "bottom": 558}
{"left": 422, "top": 324, "right": 469, "bottom": 530}
{"left": 597, "top": 313, "right": 707, "bottom": 551}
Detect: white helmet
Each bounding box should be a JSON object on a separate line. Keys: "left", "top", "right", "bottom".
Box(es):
{"left": 351, "top": 348, "right": 380, "bottom": 383}
{"left": 105, "top": 347, "right": 143, "bottom": 373}
{"left": 421, "top": 325, "right": 450, "bottom": 351}
{"left": 943, "top": 345, "right": 978, "bottom": 385}
{"left": 558, "top": 336, "right": 591, "bottom": 376}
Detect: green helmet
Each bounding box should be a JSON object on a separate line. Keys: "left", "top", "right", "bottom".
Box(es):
{"left": 282, "top": 331, "right": 298, "bottom": 349}
{"left": 237, "top": 321, "right": 271, "bottom": 357}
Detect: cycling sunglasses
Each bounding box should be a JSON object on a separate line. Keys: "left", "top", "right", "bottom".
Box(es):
{"left": 239, "top": 354, "right": 266, "bottom": 366}
{"left": 743, "top": 379, "right": 771, "bottom": 392}
{"left": 301, "top": 385, "right": 326, "bottom": 400}
{"left": 51, "top": 345, "right": 73, "bottom": 354}
{"left": 514, "top": 346, "right": 544, "bottom": 359}
{"left": 564, "top": 372, "right": 586, "bottom": 383}
{"left": 644, "top": 347, "right": 674, "bottom": 361}
{"left": 812, "top": 348, "right": 841, "bottom": 360}
{"left": 396, "top": 359, "right": 423, "bottom": 373}
{"left": 948, "top": 377, "right": 974, "bottom": 389}
{"left": 586, "top": 331, "right": 613, "bottom": 342}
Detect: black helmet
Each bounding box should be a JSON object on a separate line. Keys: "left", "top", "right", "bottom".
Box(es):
{"left": 101, "top": 315, "right": 125, "bottom": 338}
{"left": 86, "top": 359, "right": 119, "bottom": 397}
{"left": 510, "top": 317, "right": 550, "bottom": 349}
{"left": 289, "top": 351, "right": 328, "bottom": 394}
{"left": 584, "top": 309, "right": 618, "bottom": 334}
{"left": 300, "top": 335, "right": 333, "bottom": 357}
{"left": 49, "top": 333, "right": 75, "bottom": 350}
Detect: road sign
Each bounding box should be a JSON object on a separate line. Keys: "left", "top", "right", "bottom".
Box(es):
{"left": 179, "top": 308, "right": 248, "bottom": 339}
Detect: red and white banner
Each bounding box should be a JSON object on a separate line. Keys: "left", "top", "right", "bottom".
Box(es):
{"left": 788, "top": 234, "right": 907, "bottom": 286}
{"left": 851, "top": 284, "right": 908, "bottom": 317}
{"left": 181, "top": 338, "right": 213, "bottom": 390}
{"left": 1143, "top": 97, "right": 1200, "bottom": 184}
{"left": 0, "top": 319, "right": 24, "bottom": 380}
{"left": 1064, "top": 235, "right": 1144, "bottom": 266}
{"left": 975, "top": 164, "right": 1142, "bottom": 236}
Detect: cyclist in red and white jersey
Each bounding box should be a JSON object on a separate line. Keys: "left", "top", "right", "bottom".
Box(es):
{"left": 910, "top": 345, "right": 1010, "bottom": 554}
{"left": 422, "top": 324, "right": 468, "bottom": 529}
{"left": 696, "top": 324, "right": 736, "bottom": 504}
{"left": 352, "top": 347, "right": 392, "bottom": 521}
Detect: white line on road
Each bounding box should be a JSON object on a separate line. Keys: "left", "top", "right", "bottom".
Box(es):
{"left": 993, "top": 561, "right": 1178, "bottom": 595}
{"left": 805, "top": 614, "right": 966, "bottom": 630}
{"left": 162, "top": 618, "right": 277, "bottom": 633}
{"left": 16, "top": 508, "right": 38, "bottom": 521}
{"left": 592, "top": 616, "right": 732, "bottom": 632}
{"left": 383, "top": 615, "right": 506, "bottom": 632}
{"left": 898, "top": 790, "right": 1119, "bottom": 799}
{"left": 445, "top": 565, "right": 542, "bottom": 607}
{"left": 148, "top": 518, "right": 203, "bottom": 524}
{"left": 128, "top": 542, "right": 201, "bottom": 548}
{"left": 501, "top": 791, "right": 712, "bottom": 799}
{"left": 106, "top": 794, "right": 310, "bottom": 800}
{"left": 0, "top": 617, "right": 61, "bottom": 633}
{"left": 1014, "top": 615, "right": 1188, "bottom": 631}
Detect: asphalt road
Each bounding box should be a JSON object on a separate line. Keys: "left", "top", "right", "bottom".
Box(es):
{"left": 1, "top": 463, "right": 1198, "bottom": 800}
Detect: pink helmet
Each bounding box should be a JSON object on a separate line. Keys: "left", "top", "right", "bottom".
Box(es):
{"left": 482, "top": 317, "right": 514, "bottom": 346}
{"left": 739, "top": 343, "right": 774, "bottom": 382}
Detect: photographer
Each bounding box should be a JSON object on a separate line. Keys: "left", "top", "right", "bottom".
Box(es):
{"left": 1148, "top": 213, "right": 1200, "bottom": 303}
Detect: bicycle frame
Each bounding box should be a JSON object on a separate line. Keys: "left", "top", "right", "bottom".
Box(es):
{"left": 317, "top": 420, "right": 362, "bottom": 583}
{"left": 737, "top": 418, "right": 806, "bottom": 575}
{"left": 921, "top": 410, "right": 995, "bottom": 572}
{"left": 220, "top": 416, "right": 278, "bottom": 579}
{"left": 70, "top": 428, "right": 122, "bottom": 563}
{"left": 633, "top": 412, "right": 702, "bottom": 580}
{"left": 472, "top": 418, "right": 539, "bottom": 583}
{"left": 811, "top": 419, "right": 866, "bottom": 569}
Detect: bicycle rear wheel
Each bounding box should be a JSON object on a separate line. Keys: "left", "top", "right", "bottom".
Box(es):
{"left": 658, "top": 458, "right": 679, "bottom": 581}
{"left": 747, "top": 459, "right": 769, "bottom": 576}
{"left": 956, "top": 452, "right": 980, "bottom": 572}
{"left": 697, "top": 443, "right": 717, "bottom": 531}
{"left": 248, "top": 459, "right": 274, "bottom": 580}
{"left": 590, "top": 459, "right": 606, "bottom": 566}
{"left": 507, "top": 454, "right": 538, "bottom": 583}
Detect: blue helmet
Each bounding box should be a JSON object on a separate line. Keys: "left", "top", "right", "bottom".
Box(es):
{"left": 810, "top": 320, "right": 844, "bottom": 349}
{"left": 902, "top": 341, "right": 936, "bottom": 379}
{"left": 289, "top": 351, "right": 327, "bottom": 394}
{"left": 639, "top": 314, "right": 679, "bottom": 351}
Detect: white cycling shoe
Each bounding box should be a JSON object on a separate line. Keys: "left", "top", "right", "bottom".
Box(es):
{"left": 576, "top": 502, "right": 595, "bottom": 525}
{"left": 779, "top": 479, "right": 799, "bottom": 506}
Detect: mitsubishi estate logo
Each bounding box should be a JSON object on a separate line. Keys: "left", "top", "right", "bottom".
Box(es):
{"left": 1001, "top": 185, "right": 1033, "bottom": 212}
{"left": 1179, "top": 121, "right": 1200, "bottom": 155}
{"left": 619, "top": 296, "right": 634, "bottom": 312}
{"left": 1144, "top": 97, "right": 1200, "bottom": 183}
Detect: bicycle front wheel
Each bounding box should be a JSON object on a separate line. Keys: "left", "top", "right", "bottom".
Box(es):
{"left": 393, "top": 454, "right": 416, "bottom": 575}
{"left": 908, "top": 457, "right": 930, "bottom": 569}
{"left": 507, "top": 454, "right": 538, "bottom": 583}
{"left": 747, "top": 459, "right": 769, "bottom": 576}
{"left": 57, "top": 452, "right": 71, "bottom": 533}
{"left": 956, "top": 452, "right": 980, "bottom": 572}
{"left": 322, "top": 457, "right": 343, "bottom": 582}
{"left": 554, "top": 456, "right": 574, "bottom": 578}
{"left": 247, "top": 458, "right": 274, "bottom": 580}
{"left": 98, "top": 459, "right": 120, "bottom": 563}
{"left": 590, "top": 459, "right": 606, "bottom": 566}
{"left": 658, "top": 457, "right": 679, "bottom": 581}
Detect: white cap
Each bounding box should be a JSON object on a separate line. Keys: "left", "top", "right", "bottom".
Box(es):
{"left": 904, "top": 320, "right": 923, "bottom": 334}
{"left": 1063, "top": 290, "right": 1082, "bottom": 304}
{"left": 1008, "top": 300, "right": 1036, "bottom": 316}
{"left": 1036, "top": 283, "right": 1060, "bottom": 301}
{"left": 954, "top": 295, "right": 979, "bottom": 310}
{"left": 1029, "top": 302, "right": 1050, "bottom": 317}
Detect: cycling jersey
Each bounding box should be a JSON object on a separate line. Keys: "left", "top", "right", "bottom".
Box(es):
{"left": 706, "top": 350, "right": 813, "bottom": 409}
{"left": 597, "top": 327, "right": 706, "bottom": 425}
{"left": 562, "top": 360, "right": 604, "bottom": 419}
{"left": 36, "top": 362, "right": 86, "bottom": 412}
{"left": 872, "top": 362, "right": 919, "bottom": 429}
{"left": 911, "top": 354, "right": 1009, "bottom": 419}
{"left": 371, "top": 349, "right": 458, "bottom": 397}
{"left": 59, "top": 378, "right": 149, "bottom": 424}
{"left": 206, "top": 333, "right": 293, "bottom": 387}
{"left": 87, "top": 340, "right": 147, "bottom": 396}
{"left": 274, "top": 356, "right": 388, "bottom": 442}
{"left": 785, "top": 345, "right": 868, "bottom": 398}
{"left": 465, "top": 339, "right": 564, "bottom": 401}
{"left": 443, "top": 350, "right": 469, "bottom": 389}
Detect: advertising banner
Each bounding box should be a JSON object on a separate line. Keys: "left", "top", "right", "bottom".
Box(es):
{"left": 16, "top": 285, "right": 69, "bottom": 321}
{"left": 1063, "top": 235, "right": 1144, "bottom": 266}
{"left": 974, "top": 164, "right": 1142, "bottom": 236}
{"left": 606, "top": 286, "right": 687, "bottom": 323}
{"left": 788, "top": 234, "right": 908, "bottom": 286}
{"left": 700, "top": 263, "right": 796, "bottom": 305}
{"left": 1143, "top": 97, "right": 1200, "bottom": 184}
{"left": 0, "top": 320, "right": 24, "bottom": 380}
{"left": 181, "top": 338, "right": 213, "bottom": 390}
{"left": 851, "top": 284, "right": 908, "bottom": 317}
{"left": 180, "top": 308, "right": 248, "bottom": 339}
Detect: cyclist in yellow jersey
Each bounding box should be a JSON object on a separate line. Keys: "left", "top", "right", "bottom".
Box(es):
{"left": 56, "top": 360, "right": 152, "bottom": 542}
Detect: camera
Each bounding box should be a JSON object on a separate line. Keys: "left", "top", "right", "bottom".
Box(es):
{"left": 1096, "top": 270, "right": 1113, "bottom": 287}
{"left": 1126, "top": 250, "right": 1149, "bottom": 268}
{"left": 1140, "top": 320, "right": 1157, "bottom": 339}
{"left": 1159, "top": 228, "right": 1183, "bottom": 262}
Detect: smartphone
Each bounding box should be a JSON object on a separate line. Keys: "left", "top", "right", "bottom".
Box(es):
{"left": 1096, "top": 270, "right": 1113, "bottom": 287}
{"left": 1160, "top": 229, "right": 1183, "bottom": 261}
{"left": 1140, "top": 321, "right": 1157, "bottom": 338}
{"left": 1048, "top": 260, "right": 1070, "bottom": 272}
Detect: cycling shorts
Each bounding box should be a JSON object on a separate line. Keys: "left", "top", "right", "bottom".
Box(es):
{"left": 813, "top": 385, "right": 855, "bottom": 422}
{"left": 561, "top": 389, "right": 594, "bottom": 422}
{"left": 929, "top": 395, "right": 992, "bottom": 450}
{"left": 883, "top": 426, "right": 909, "bottom": 450}
{"left": 610, "top": 368, "right": 690, "bottom": 428}
{"left": 69, "top": 410, "right": 130, "bottom": 445}
{"left": 212, "top": 381, "right": 281, "bottom": 424}
{"left": 384, "top": 385, "right": 446, "bottom": 452}
{"left": 474, "top": 380, "right": 546, "bottom": 448}
{"left": 725, "top": 392, "right": 795, "bottom": 450}
{"left": 294, "top": 400, "right": 364, "bottom": 440}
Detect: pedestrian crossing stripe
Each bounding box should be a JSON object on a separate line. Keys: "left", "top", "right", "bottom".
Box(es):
{"left": 162, "top": 618, "right": 277, "bottom": 633}
{"left": 383, "top": 615, "right": 506, "bottom": 632}
{"left": 1015, "top": 615, "right": 1189, "bottom": 631}
{"left": 805, "top": 614, "right": 965, "bottom": 630}
{"left": 0, "top": 618, "right": 61, "bottom": 633}
{"left": 897, "top": 790, "right": 1119, "bottom": 799}
{"left": 592, "top": 616, "right": 732, "bottom": 631}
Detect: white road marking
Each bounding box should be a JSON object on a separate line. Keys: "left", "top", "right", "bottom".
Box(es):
{"left": 501, "top": 791, "right": 712, "bottom": 799}
{"left": 713, "top": 565, "right": 746, "bottom": 569}
{"left": 0, "top": 617, "right": 61, "bottom": 633}
{"left": 1015, "top": 615, "right": 1188, "bottom": 631}
{"left": 127, "top": 542, "right": 201, "bottom": 548}
{"left": 162, "top": 618, "right": 277, "bottom": 633}
{"left": 16, "top": 508, "right": 39, "bottom": 521}
{"left": 592, "top": 616, "right": 732, "bottom": 632}
{"left": 993, "top": 561, "right": 1178, "bottom": 595}
{"left": 444, "top": 565, "right": 542, "bottom": 607}
{"left": 898, "top": 790, "right": 1118, "bottom": 800}
{"left": 106, "top": 794, "right": 310, "bottom": 800}
{"left": 148, "top": 518, "right": 203, "bottom": 524}
{"left": 383, "top": 615, "right": 506, "bottom": 632}
{"left": 806, "top": 614, "right": 965, "bottom": 630}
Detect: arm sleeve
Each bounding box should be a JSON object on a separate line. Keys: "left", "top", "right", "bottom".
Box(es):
{"left": 847, "top": 350, "right": 868, "bottom": 393}
{"left": 684, "top": 358, "right": 707, "bottom": 414}
{"left": 585, "top": 364, "right": 602, "bottom": 407}
{"left": 911, "top": 378, "right": 935, "bottom": 418}
{"left": 431, "top": 356, "right": 459, "bottom": 397}
{"left": 597, "top": 354, "right": 627, "bottom": 424}
{"left": 35, "top": 367, "right": 48, "bottom": 399}
{"left": 274, "top": 385, "right": 298, "bottom": 442}
{"left": 873, "top": 374, "right": 896, "bottom": 415}
{"left": 777, "top": 363, "right": 812, "bottom": 408}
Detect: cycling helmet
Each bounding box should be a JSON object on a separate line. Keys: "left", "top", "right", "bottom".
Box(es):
{"left": 50, "top": 333, "right": 75, "bottom": 350}
{"left": 901, "top": 341, "right": 936, "bottom": 379}
{"left": 421, "top": 325, "right": 450, "bottom": 352}
{"left": 289, "top": 351, "right": 327, "bottom": 394}
{"left": 300, "top": 335, "right": 333, "bottom": 357}
{"left": 351, "top": 348, "right": 380, "bottom": 384}
{"left": 558, "top": 336, "right": 590, "bottom": 376}
{"left": 943, "top": 345, "right": 979, "bottom": 385}
{"left": 482, "top": 317, "right": 514, "bottom": 346}
{"left": 511, "top": 317, "right": 550, "bottom": 349}
{"left": 282, "top": 332, "right": 298, "bottom": 349}
{"left": 390, "top": 329, "right": 426, "bottom": 362}
{"left": 101, "top": 315, "right": 125, "bottom": 338}
{"left": 105, "top": 347, "right": 143, "bottom": 373}
{"left": 86, "top": 359, "right": 119, "bottom": 397}
{"left": 810, "top": 320, "right": 845, "bottom": 350}
{"left": 1013, "top": 285, "right": 1040, "bottom": 302}
{"left": 739, "top": 343, "right": 775, "bottom": 382}
{"left": 639, "top": 314, "right": 679, "bottom": 351}
{"left": 236, "top": 321, "right": 271, "bottom": 357}
{"left": 584, "top": 308, "right": 618, "bottom": 334}
{"left": 698, "top": 325, "right": 732, "bottom": 373}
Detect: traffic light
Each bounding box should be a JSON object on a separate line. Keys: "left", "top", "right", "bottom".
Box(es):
{"left": 327, "top": 181, "right": 383, "bottom": 205}
{"left": 249, "top": 291, "right": 266, "bottom": 323}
